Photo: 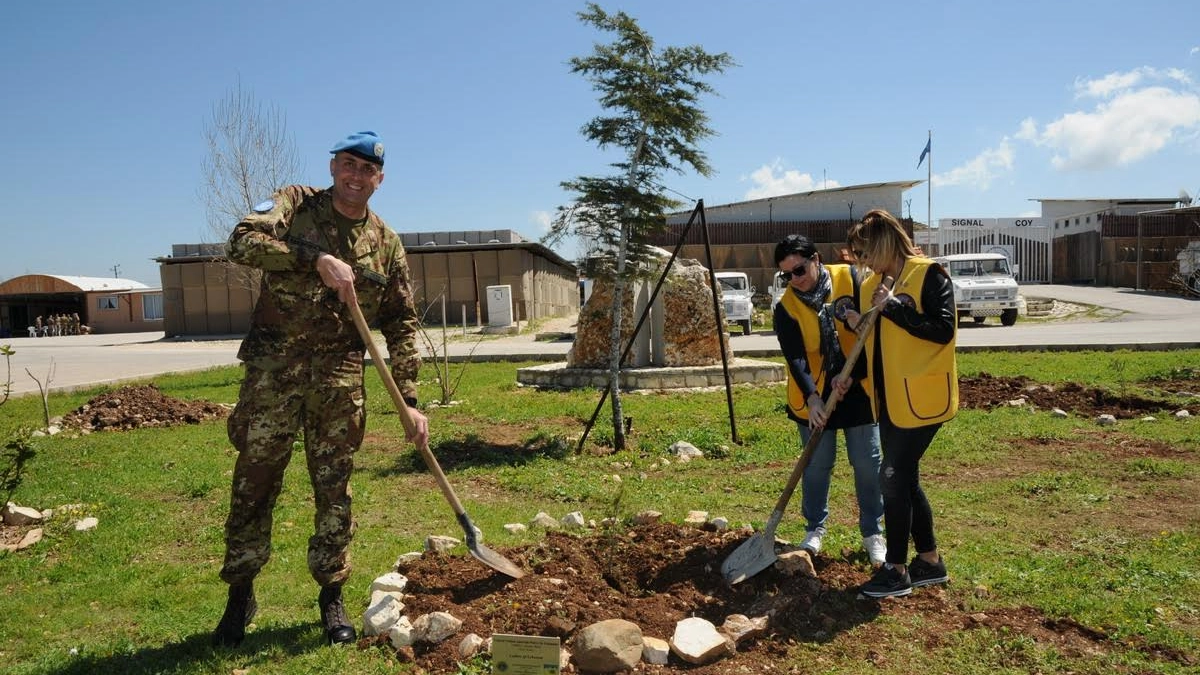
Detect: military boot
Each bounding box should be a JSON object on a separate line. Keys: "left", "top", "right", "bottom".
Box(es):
{"left": 318, "top": 585, "right": 357, "bottom": 645}
{"left": 212, "top": 582, "right": 257, "bottom": 647}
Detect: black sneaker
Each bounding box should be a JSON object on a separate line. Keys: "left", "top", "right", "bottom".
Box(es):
{"left": 860, "top": 563, "right": 912, "bottom": 598}
{"left": 908, "top": 555, "right": 949, "bottom": 587}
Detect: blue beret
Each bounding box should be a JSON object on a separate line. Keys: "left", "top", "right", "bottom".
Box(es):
{"left": 330, "top": 131, "right": 385, "bottom": 166}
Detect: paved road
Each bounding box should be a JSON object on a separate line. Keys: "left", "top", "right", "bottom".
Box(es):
{"left": 3, "top": 285, "right": 1197, "bottom": 398}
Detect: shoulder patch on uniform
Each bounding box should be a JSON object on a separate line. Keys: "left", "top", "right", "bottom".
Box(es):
{"left": 253, "top": 199, "right": 275, "bottom": 213}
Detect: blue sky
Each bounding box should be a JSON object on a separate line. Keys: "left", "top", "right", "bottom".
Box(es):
{"left": 3, "top": 0, "right": 1198, "bottom": 286}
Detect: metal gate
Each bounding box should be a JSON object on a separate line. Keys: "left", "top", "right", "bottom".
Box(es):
{"left": 935, "top": 218, "right": 1052, "bottom": 283}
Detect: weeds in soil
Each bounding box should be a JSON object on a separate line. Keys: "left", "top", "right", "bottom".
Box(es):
{"left": 0, "top": 349, "right": 1197, "bottom": 674}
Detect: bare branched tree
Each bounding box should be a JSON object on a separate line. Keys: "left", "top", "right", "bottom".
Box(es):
{"left": 200, "top": 80, "right": 302, "bottom": 246}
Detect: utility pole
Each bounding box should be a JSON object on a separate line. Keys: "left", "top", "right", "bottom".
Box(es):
{"left": 905, "top": 198, "right": 912, "bottom": 220}
{"left": 847, "top": 201, "right": 854, "bottom": 221}
{"left": 111, "top": 264, "right": 121, "bottom": 278}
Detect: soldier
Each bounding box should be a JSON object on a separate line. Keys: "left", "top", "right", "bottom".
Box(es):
{"left": 213, "top": 131, "right": 429, "bottom": 648}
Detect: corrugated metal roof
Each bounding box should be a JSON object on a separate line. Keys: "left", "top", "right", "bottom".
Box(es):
{"left": 667, "top": 180, "right": 925, "bottom": 215}
{"left": 1031, "top": 197, "right": 1179, "bottom": 204}
{"left": 38, "top": 275, "right": 151, "bottom": 292}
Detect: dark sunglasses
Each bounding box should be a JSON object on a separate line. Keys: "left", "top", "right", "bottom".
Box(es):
{"left": 779, "top": 259, "right": 811, "bottom": 281}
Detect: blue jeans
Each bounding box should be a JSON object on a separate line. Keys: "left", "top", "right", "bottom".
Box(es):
{"left": 799, "top": 422, "right": 884, "bottom": 537}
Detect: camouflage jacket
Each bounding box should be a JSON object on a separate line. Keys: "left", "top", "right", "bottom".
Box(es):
{"left": 227, "top": 185, "right": 421, "bottom": 400}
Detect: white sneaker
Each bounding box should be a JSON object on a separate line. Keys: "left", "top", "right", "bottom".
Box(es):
{"left": 862, "top": 534, "right": 886, "bottom": 566}
{"left": 800, "top": 530, "right": 823, "bottom": 554}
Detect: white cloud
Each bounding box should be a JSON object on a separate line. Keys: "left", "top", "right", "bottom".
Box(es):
{"left": 1014, "top": 117, "right": 1038, "bottom": 141}
{"left": 1191, "top": 46, "right": 1199, "bottom": 57}
{"left": 1074, "top": 67, "right": 1191, "bottom": 99}
{"left": 1014, "top": 67, "right": 1200, "bottom": 170}
{"left": 932, "top": 138, "right": 1015, "bottom": 189}
{"left": 741, "top": 160, "right": 838, "bottom": 200}
{"left": 1040, "top": 86, "right": 1200, "bottom": 170}
{"left": 530, "top": 210, "right": 553, "bottom": 233}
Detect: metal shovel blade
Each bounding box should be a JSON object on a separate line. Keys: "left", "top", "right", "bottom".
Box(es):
{"left": 721, "top": 510, "right": 783, "bottom": 585}
{"left": 459, "top": 513, "right": 527, "bottom": 579}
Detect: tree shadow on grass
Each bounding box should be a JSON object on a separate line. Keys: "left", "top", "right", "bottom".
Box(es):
{"left": 368, "top": 430, "right": 572, "bottom": 478}
{"left": 43, "top": 623, "right": 320, "bottom": 675}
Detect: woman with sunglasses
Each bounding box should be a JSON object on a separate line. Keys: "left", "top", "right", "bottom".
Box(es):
{"left": 772, "top": 234, "right": 886, "bottom": 566}
{"left": 842, "top": 209, "right": 957, "bottom": 598}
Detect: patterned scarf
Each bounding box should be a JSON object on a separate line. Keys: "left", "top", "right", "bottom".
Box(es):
{"left": 791, "top": 263, "right": 846, "bottom": 379}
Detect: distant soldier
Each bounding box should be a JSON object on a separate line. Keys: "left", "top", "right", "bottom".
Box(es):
{"left": 35, "top": 315, "right": 44, "bottom": 337}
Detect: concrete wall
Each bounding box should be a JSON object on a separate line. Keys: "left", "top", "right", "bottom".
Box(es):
{"left": 158, "top": 243, "right": 577, "bottom": 336}
{"left": 160, "top": 261, "right": 257, "bottom": 337}
{"left": 406, "top": 247, "right": 578, "bottom": 325}
{"left": 85, "top": 291, "right": 163, "bottom": 334}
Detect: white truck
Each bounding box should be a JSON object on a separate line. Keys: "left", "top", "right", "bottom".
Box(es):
{"left": 769, "top": 270, "right": 788, "bottom": 307}
{"left": 714, "top": 270, "right": 755, "bottom": 335}
{"left": 935, "top": 252, "right": 1022, "bottom": 326}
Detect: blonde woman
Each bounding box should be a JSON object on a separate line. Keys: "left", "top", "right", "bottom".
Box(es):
{"left": 841, "top": 209, "right": 957, "bottom": 598}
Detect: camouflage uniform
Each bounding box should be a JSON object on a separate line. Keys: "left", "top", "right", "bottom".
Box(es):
{"left": 219, "top": 184, "right": 421, "bottom": 587}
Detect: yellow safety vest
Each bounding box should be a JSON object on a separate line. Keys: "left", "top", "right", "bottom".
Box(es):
{"left": 861, "top": 258, "right": 958, "bottom": 428}
{"left": 779, "top": 264, "right": 867, "bottom": 420}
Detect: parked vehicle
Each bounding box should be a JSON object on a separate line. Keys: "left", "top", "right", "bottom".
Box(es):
{"left": 769, "top": 271, "right": 787, "bottom": 307}
{"left": 714, "top": 271, "right": 755, "bottom": 335}
{"left": 935, "top": 253, "right": 1022, "bottom": 326}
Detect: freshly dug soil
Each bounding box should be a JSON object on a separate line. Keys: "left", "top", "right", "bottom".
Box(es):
{"left": 60, "top": 384, "right": 229, "bottom": 431}
{"left": 958, "top": 372, "right": 1193, "bottom": 418}
{"left": 377, "top": 522, "right": 1153, "bottom": 673}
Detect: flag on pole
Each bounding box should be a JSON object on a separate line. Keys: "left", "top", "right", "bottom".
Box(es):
{"left": 917, "top": 137, "right": 931, "bottom": 168}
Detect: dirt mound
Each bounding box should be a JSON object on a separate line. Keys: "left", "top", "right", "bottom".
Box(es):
{"left": 61, "top": 384, "right": 229, "bottom": 432}
{"left": 959, "top": 373, "right": 1188, "bottom": 418}
{"left": 371, "top": 522, "right": 1125, "bottom": 673}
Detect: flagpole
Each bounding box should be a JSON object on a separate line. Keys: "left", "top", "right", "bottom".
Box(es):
{"left": 926, "top": 129, "right": 932, "bottom": 230}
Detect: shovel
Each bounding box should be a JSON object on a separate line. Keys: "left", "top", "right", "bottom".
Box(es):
{"left": 348, "top": 300, "right": 526, "bottom": 579}
{"left": 721, "top": 280, "right": 890, "bottom": 585}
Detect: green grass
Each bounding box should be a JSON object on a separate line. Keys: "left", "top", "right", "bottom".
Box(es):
{"left": 1, "top": 348, "right": 1198, "bottom": 674}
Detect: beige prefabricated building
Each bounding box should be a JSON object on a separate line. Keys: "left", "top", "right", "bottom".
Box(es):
{"left": 156, "top": 231, "right": 579, "bottom": 337}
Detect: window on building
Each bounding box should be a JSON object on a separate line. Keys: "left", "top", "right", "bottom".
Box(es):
{"left": 97, "top": 296, "right": 119, "bottom": 310}
{"left": 142, "top": 293, "right": 163, "bottom": 321}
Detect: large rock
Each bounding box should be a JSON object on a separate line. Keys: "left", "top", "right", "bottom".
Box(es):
{"left": 573, "top": 618, "right": 643, "bottom": 673}
{"left": 568, "top": 256, "right": 728, "bottom": 369}
{"left": 669, "top": 617, "right": 733, "bottom": 665}
{"left": 720, "top": 613, "right": 769, "bottom": 647}
{"left": 567, "top": 281, "right": 642, "bottom": 369}
{"left": 413, "top": 611, "right": 463, "bottom": 644}
{"left": 363, "top": 594, "right": 403, "bottom": 637}
{"left": 658, "top": 260, "right": 727, "bottom": 366}
{"left": 3, "top": 503, "right": 44, "bottom": 526}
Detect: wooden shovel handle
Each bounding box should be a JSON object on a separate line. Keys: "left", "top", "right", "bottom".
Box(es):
{"left": 771, "top": 276, "right": 893, "bottom": 513}
{"left": 347, "top": 301, "right": 468, "bottom": 517}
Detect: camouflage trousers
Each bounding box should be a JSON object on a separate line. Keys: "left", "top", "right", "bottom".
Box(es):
{"left": 219, "top": 352, "right": 366, "bottom": 587}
